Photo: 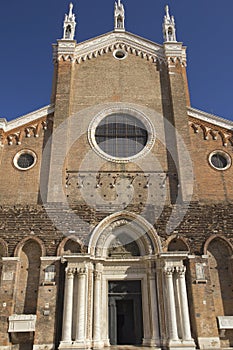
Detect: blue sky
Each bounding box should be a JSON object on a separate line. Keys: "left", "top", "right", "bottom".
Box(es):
{"left": 0, "top": 1, "right": 232, "bottom": 122}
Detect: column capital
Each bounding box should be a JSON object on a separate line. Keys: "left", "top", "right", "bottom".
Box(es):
{"left": 77, "top": 267, "right": 87, "bottom": 276}
{"left": 164, "top": 266, "right": 175, "bottom": 276}
{"left": 176, "top": 265, "right": 186, "bottom": 276}
{"left": 65, "top": 267, "right": 76, "bottom": 278}
{"left": 94, "top": 271, "right": 101, "bottom": 280}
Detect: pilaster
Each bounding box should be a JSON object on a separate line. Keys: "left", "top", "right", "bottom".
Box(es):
{"left": 0, "top": 258, "right": 20, "bottom": 347}
{"left": 188, "top": 256, "right": 220, "bottom": 349}
{"left": 34, "top": 257, "right": 61, "bottom": 349}
{"left": 162, "top": 42, "right": 194, "bottom": 203}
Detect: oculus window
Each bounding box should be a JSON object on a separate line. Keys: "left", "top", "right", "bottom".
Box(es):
{"left": 13, "top": 150, "right": 37, "bottom": 171}
{"left": 88, "top": 107, "right": 155, "bottom": 163}
{"left": 208, "top": 150, "right": 231, "bottom": 171}
{"left": 95, "top": 113, "right": 148, "bottom": 158}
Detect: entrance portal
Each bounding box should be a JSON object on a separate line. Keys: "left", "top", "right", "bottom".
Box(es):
{"left": 108, "top": 281, "right": 143, "bottom": 345}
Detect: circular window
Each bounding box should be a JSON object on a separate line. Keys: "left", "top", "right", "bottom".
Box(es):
{"left": 113, "top": 49, "right": 127, "bottom": 60}
{"left": 88, "top": 108, "right": 155, "bottom": 163}
{"left": 208, "top": 150, "right": 231, "bottom": 171}
{"left": 13, "top": 150, "right": 37, "bottom": 171}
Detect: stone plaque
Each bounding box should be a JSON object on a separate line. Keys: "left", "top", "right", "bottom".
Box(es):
{"left": 8, "top": 314, "right": 36, "bottom": 332}
{"left": 195, "top": 263, "right": 205, "bottom": 280}
{"left": 217, "top": 316, "right": 233, "bottom": 329}
{"left": 3, "top": 272, "right": 14, "bottom": 281}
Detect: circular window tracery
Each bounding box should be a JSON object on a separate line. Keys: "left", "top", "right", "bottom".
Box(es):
{"left": 88, "top": 108, "right": 155, "bottom": 163}
{"left": 95, "top": 113, "right": 148, "bottom": 158}
{"left": 13, "top": 150, "right": 37, "bottom": 171}
{"left": 208, "top": 150, "right": 231, "bottom": 171}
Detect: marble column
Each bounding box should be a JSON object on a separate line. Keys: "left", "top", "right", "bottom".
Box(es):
{"left": 75, "top": 268, "right": 87, "bottom": 343}
{"left": 176, "top": 266, "right": 193, "bottom": 341}
{"left": 148, "top": 271, "right": 161, "bottom": 347}
{"left": 62, "top": 267, "right": 76, "bottom": 342}
{"left": 164, "top": 267, "right": 179, "bottom": 341}
{"left": 93, "top": 267, "right": 103, "bottom": 348}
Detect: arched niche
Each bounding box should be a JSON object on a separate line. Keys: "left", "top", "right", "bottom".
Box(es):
{"left": 88, "top": 211, "right": 161, "bottom": 259}
{"left": 167, "top": 236, "right": 189, "bottom": 252}
{"left": 15, "top": 238, "right": 42, "bottom": 314}
{"left": 0, "top": 239, "right": 7, "bottom": 282}
{"left": 206, "top": 236, "right": 232, "bottom": 319}
{"left": 14, "top": 236, "right": 46, "bottom": 257}
{"left": 57, "top": 236, "right": 83, "bottom": 256}
{"left": 0, "top": 238, "right": 7, "bottom": 256}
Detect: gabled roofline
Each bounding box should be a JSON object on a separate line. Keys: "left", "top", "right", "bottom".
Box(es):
{"left": 76, "top": 30, "right": 164, "bottom": 50}
{"left": 188, "top": 106, "right": 233, "bottom": 131}
{"left": 54, "top": 30, "right": 167, "bottom": 64}
{"left": 0, "top": 104, "right": 54, "bottom": 132}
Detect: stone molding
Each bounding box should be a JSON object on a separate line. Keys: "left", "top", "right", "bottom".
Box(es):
{"left": 164, "top": 42, "right": 187, "bottom": 67}
{"left": 54, "top": 31, "right": 166, "bottom": 64}
{"left": 0, "top": 104, "right": 54, "bottom": 132}
{"left": 189, "top": 120, "right": 233, "bottom": 147}
{"left": 0, "top": 105, "right": 54, "bottom": 146}
{"left": 188, "top": 106, "right": 233, "bottom": 131}
{"left": 88, "top": 106, "right": 156, "bottom": 163}
{"left": 8, "top": 314, "right": 37, "bottom": 332}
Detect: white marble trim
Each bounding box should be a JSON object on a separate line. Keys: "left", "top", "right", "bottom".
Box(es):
{"left": 0, "top": 105, "right": 54, "bottom": 132}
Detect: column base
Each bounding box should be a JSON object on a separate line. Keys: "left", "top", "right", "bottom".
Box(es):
{"left": 198, "top": 337, "right": 220, "bottom": 349}
{"left": 92, "top": 340, "right": 105, "bottom": 349}
{"left": 167, "top": 339, "right": 196, "bottom": 350}
{"left": 58, "top": 341, "right": 75, "bottom": 350}
{"left": 59, "top": 342, "right": 91, "bottom": 350}
{"left": 33, "top": 345, "right": 55, "bottom": 350}
{"left": 142, "top": 337, "right": 161, "bottom": 348}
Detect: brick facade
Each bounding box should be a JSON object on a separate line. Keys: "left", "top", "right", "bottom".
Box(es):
{"left": 0, "top": 4, "right": 232, "bottom": 350}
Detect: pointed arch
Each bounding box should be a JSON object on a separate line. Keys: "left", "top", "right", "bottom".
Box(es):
{"left": 15, "top": 238, "right": 43, "bottom": 314}
{"left": 0, "top": 239, "right": 7, "bottom": 282}
{"left": 204, "top": 235, "right": 233, "bottom": 256}
{"left": 166, "top": 235, "right": 189, "bottom": 252}
{"left": 88, "top": 211, "right": 162, "bottom": 258}
{"left": 57, "top": 236, "right": 84, "bottom": 256}
{"left": 14, "top": 236, "right": 46, "bottom": 257}
{"left": 205, "top": 235, "right": 233, "bottom": 325}
{"left": 0, "top": 238, "right": 8, "bottom": 257}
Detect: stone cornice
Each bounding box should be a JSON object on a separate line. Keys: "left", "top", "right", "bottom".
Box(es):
{"left": 0, "top": 104, "right": 54, "bottom": 133}
{"left": 164, "top": 42, "right": 187, "bottom": 67}
{"left": 188, "top": 107, "right": 233, "bottom": 131}
{"left": 188, "top": 107, "right": 233, "bottom": 147}
{"left": 0, "top": 105, "right": 54, "bottom": 146}
{"left": 54, "top": 31, "right": 166, "bottom": 64}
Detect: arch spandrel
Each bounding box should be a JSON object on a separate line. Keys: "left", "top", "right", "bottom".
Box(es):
{"left": 88, "top": 211, "right": 162, "bottom": 258}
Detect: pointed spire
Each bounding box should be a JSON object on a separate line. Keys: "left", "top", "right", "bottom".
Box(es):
{"left": 62, "top": 2, "right": 76, "bottom": 40}
{"left": 163, "top": 5, "right": 177, "bottom": 42}
{"left": 114, "top": 0, "right": 125, "bottom": 32}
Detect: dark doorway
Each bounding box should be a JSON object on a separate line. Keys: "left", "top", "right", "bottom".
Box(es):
{"left": 117, "top": 299, "right": 135, "bottom": 344}
{"left": 108, "top": 280, "right": 143, "bottom": 345}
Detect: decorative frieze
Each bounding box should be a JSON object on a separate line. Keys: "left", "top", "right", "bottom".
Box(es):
{"left": 1, "top": 118, "right": 52, "bottom": 147}
{"left": 53, "top": 31, "right": 166, "bottom": 65}
{"left": 189, "top": 120, "right": 233, "bottom": 147}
